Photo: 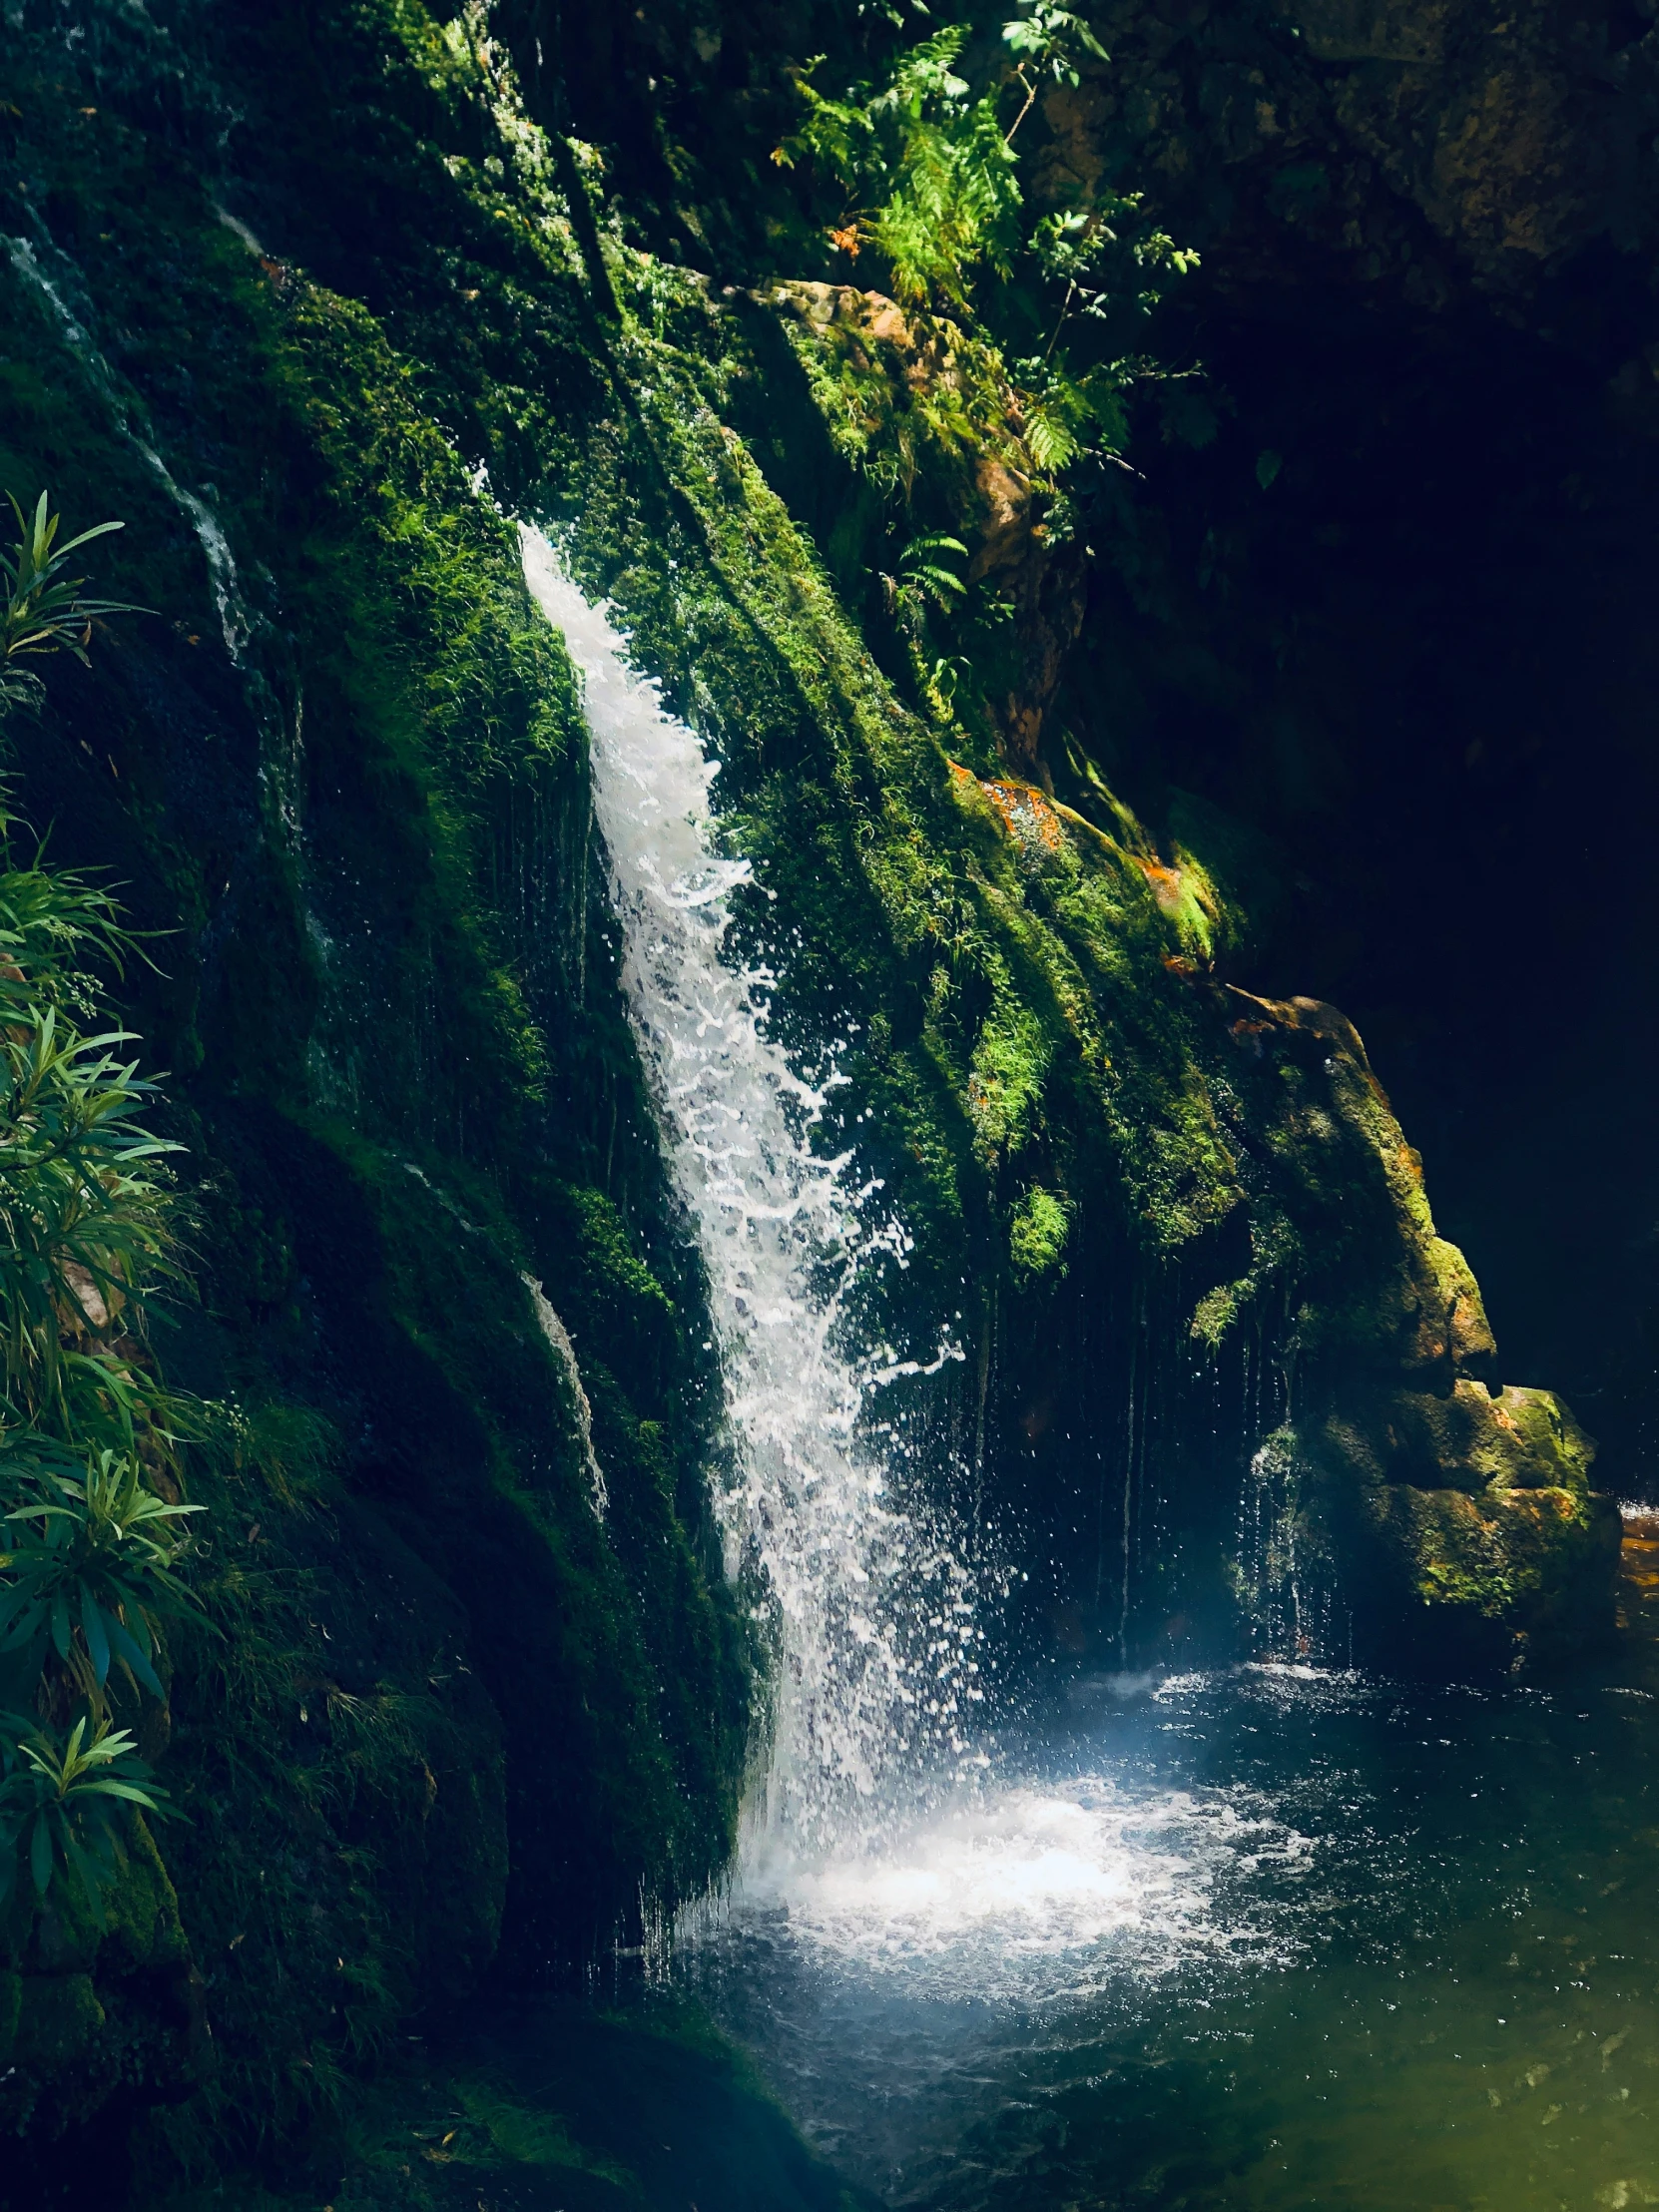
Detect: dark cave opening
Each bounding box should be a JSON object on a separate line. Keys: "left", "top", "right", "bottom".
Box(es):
{"left": 1077, "top": 266, "right": 1659, "bottom": 1486}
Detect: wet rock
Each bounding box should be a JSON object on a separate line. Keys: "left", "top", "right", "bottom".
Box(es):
{"left": 1216, "top": 979, "right": 1616, "bottom": 1658}
{"left": 1312, "top": 1376, "right": 1596, "bottom": 1492}
{"left": 1356, "top": 1469, "right": 1622, "bottom": 1662}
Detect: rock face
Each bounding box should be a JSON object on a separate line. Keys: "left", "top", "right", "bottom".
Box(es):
{"left": 734, "top": 292, "right": 1623, "bottom": 1667}
{"left": 1035, "top": 0, "right": 1659, "bottom": 317}
{"left": 545, "top": 0, "right": 1659, "bottom": 1517}
{"left": 1222, "top": 991, "right": 1622, "bottom": 1666}
{"left": 761, "top": 278, "right": 1090, "bottom": 773}
{"left": 1002, "top": 0, "right": 1648, "bottom": 1663}
{"left": 0, "top": 0, "right": 1631, "bottom": 2187}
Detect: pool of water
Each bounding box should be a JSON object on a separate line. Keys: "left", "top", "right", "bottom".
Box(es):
{"left": 679, "top": 1516, "right": 1659, "bottom": 2209}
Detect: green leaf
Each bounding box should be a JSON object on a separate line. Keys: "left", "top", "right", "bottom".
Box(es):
{"left": 1025, "top": 405, "right": 1079, "bottom": 471}
{"left": 76, "top": 1778, "right": 160, "bottom": 1810}
{"left": 106, "top": 1614, "right": 164, "bottom": 1700}
{"left": 81, "top": 1589, "right": 111, "bottom": 1686}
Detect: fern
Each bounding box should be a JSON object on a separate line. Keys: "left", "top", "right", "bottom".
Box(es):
{"left": 1024, "top": 402, "right": 1080, "bottom": 473}
{"left": 776, "top": 21, "right": 1200, "bottom": 489}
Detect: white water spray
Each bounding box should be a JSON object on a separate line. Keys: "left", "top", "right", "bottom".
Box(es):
{"left": 520, "top": 528, "right": 980, "bottom": 1849}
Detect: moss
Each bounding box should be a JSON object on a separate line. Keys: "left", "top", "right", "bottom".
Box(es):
{"left": 10, "top": 1974, "right": 106, "bottom": 2073}
{"left": 0, "top": 10, "right": 753, "bottom": 2184}
{"left": 146, "top": 1993, "right": 867, "bottom": 2211}
{"left": 0, "top": 0, "right": 1622, "bottom": 2184}
{"left": 1009, "top": 1184, "right": 1072, "bottom": 1279}
{"left": 1362, "top": 1478, "right": 1621, "bottom": 1641}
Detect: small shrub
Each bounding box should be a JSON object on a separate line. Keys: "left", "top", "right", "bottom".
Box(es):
{"left": 0, "top": 493, "right": 195, "bottom": 1931}
{"left": 1, "top": 489, "right": 141, "bottom": 718}
{"left": 0, "top": 1443, "right": 204, "bottom": 1713}
{"left": 0, "top": 1714, "right": 169, "bottom": 1923}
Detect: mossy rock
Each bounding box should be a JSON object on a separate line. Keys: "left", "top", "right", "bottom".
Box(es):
{"left": 9, "top": 1972, "right": 106, "bottom": 2075}
{"left": 0, "top": 1821, "right": 202, "bottom": 2141}
{"left": 1296, "top": 1370, "right": 1613, "bottom": 1661}
{"left": 1311, "top": 1378, "right": 1596, "bottom": 1495}
{"left": 0, "top": 0, "right": 1629, "bottom": 2182}
{"left": 1358, "top": 1477, "right": 1622, "bottom": 1660}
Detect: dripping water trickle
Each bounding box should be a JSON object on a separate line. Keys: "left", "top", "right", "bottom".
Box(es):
{"left": 6, "top": 235, "right": 252, "bottom": 662}
{"left": 523, "top": 1275, "right": 609, "bottom": 1520}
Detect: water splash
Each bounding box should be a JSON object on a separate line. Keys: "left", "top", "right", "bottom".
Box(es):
{"left": 523, "top": 1274, "right": 609, "bottom": 1519}
{"left": 722, "top": 1775, "right": 1306, "bottom": 2003}
{"left": 519, "top": 527, "right": 980, "bottom": 1850}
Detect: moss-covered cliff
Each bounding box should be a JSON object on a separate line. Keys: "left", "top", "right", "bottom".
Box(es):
{"left": 0, "top": 0, "right": 1629, "bottom": 2196}
{"left": 534, "top": 0, "right": 1659, "bottom": 1492}
{"left": 1, "top": 7, "right": 755, "bottom": 2192}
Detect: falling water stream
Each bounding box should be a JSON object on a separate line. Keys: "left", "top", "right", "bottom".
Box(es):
{"left": 520, "top": 528, "right": 981, "bottom": 1852}
{"left": 521, "top": 532, "right": 1659, "bottom": 2211}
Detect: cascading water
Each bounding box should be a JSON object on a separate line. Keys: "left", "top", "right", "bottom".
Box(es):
{"left": 517, "top": 531, "right": 1340, "bottom": 2185}
{"left": 517, "top": 532, "right": 1418, "bottom": 2210}
{"left": 519, "top": 528, "right": 982, "bottom": 1852}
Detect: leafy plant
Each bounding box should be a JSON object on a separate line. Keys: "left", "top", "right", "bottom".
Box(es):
{"left": 779, "top": 28, "right": 1020, "bottom": 311}
{"left": 0, "top": 1713, "right": 169, "bottom": 1921}
{"left": 0, "top": 995, "right": 182, "bottom": 1440}
{"left": 0, "top": 494, "right": 197, "bottom": 1935}
{"left": 0, "top": 1444, "right": 204, "bottom": 1712}
{"left": 777, "top": 16, "right": 1200, "bottom": 489}
{"left": 1002, "top": 2, "right": 1108, "bottom": 140}
{"left": 895, "top": 531, "right": 969, "bottom": 617}
{"left": 1, "top": 491, "right": 142, "bottom": 718}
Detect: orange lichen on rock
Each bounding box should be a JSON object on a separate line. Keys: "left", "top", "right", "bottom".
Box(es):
{"left": 1133, "top": 855, "right": 1187, "bottom": 913}
{"left": 978, "top": 777, "right": 1068, "bottom": 856}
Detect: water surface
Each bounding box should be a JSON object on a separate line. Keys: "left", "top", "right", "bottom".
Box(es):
{"left": 682, "top": 1518, "right": 1659, "bottom": 2210}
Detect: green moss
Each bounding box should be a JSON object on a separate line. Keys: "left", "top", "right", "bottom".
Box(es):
{"left": 1009, "top": 1185, "right": 1071, "bottom": 1279}
{"left": 10, "top": 1974, "right": 105, "bottom": 2072}
{"left": 1366, "top": 1479, "right": 1619, "bottom": 1627}
{"left": 0, "top": 0, "right": 1620, "bottom": 2185}
{"left": 147, "top": 1993, "right": 864, "bottom": 2212}
{"left": 0, "top": 11, "right": 754, "bottom": 2182}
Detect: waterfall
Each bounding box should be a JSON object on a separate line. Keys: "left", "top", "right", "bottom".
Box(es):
{"left": 520, "top": 528, "right": 982, "bottom": 1851}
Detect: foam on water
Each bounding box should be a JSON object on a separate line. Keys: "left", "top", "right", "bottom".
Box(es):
{"left": 728, "top": 1775, "right": 1306, "bottom": 2002}
{"left": 519, "top": 529, "right": 979, "bottom": 1848}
